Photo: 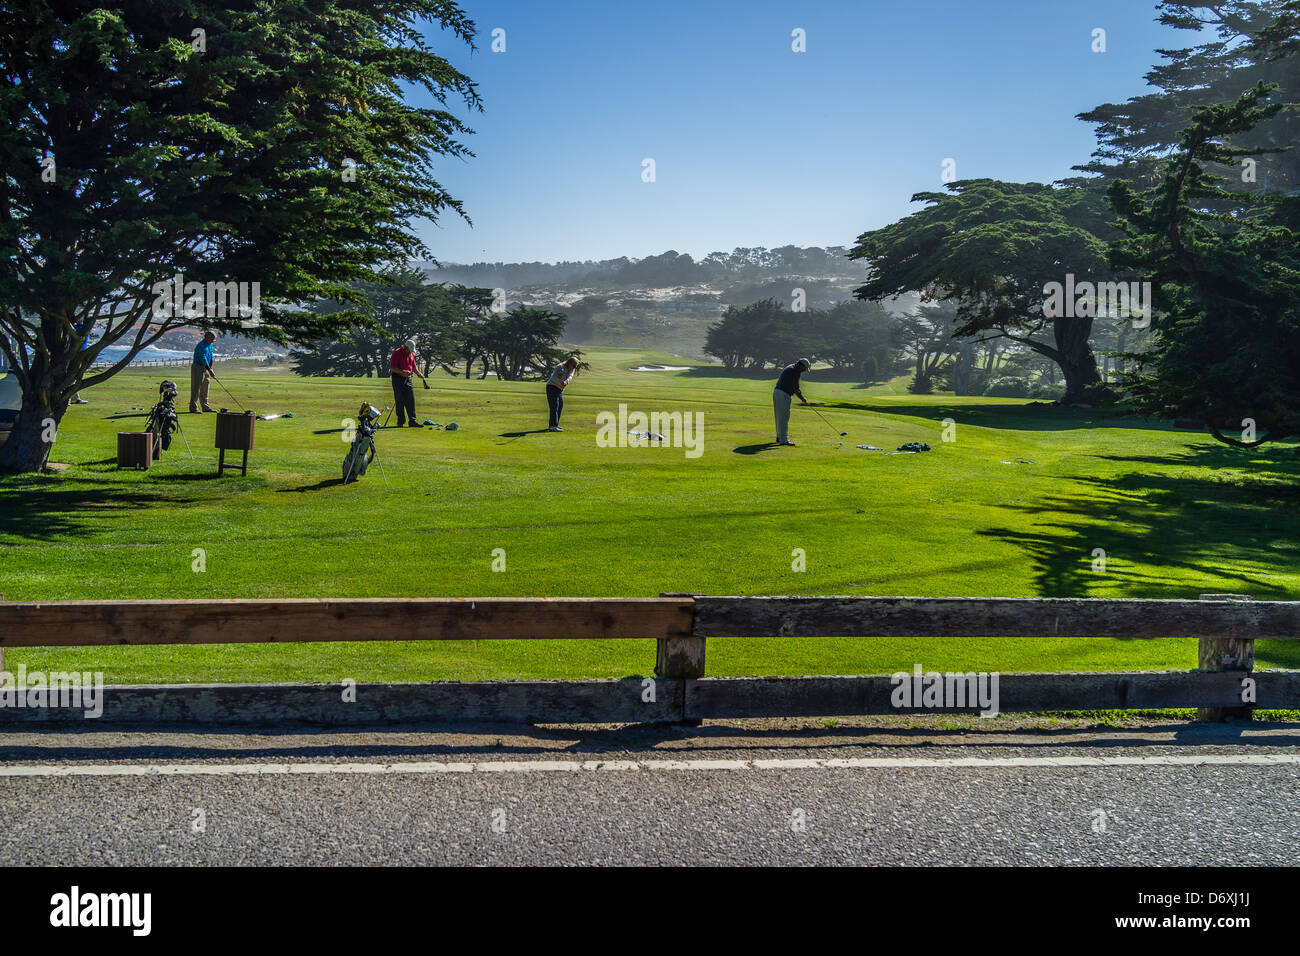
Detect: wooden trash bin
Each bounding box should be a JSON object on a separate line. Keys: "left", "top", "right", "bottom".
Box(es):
{"left": 215, "top": 409, "right": 255, "bottom": 476}
{"left": 117, "top": 432, "right": 154, "bottom": 470}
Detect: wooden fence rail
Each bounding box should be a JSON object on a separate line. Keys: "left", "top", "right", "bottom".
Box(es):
{"left": 0, "top": 597, "right": 694, "bottom": 647}
{"left": 0, "top": 594, "right": 1293, "bottom": 726}
{"left": 691, "top": 596, "right": 1300, "bottom": 639}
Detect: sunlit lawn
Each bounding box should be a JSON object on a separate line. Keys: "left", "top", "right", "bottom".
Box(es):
{"left": 2, "top": 348, "right": 1297, "bottom": 683}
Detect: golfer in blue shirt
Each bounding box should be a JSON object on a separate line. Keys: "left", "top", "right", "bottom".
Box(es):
{"left": 190, "top": 332, "right": 216, "bottom": 412}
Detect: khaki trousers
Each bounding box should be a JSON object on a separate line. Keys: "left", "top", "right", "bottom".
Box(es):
{"left": 190, "top": 362, "right": 212, "bottom": 412}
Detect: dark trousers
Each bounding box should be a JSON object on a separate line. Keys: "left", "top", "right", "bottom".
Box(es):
{"left": 391, "top": 375, "right": 416, "bottom": 425}
{"left": 546, "top": 384, "right": 563, "bottom": 428}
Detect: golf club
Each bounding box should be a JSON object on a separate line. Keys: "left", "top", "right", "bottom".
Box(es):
{"left": 209, "top": 371, "right": 247, "bottom": 412}
{"left": 808, "top": 404, "right": 847, "bottom": 437}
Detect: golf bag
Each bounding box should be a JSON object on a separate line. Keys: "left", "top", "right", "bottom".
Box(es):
{"left": 144, "top": 380, "right": 180, "bottom": 458}
{"left": 342, "top": 402, "right": 382, "bottom": 483}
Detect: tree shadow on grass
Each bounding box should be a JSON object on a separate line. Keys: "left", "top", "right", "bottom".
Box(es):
{"left": 679, "top": 365, "right": 779, "bottom": 381}
{"left": 818, "top": 400, "right": 1176, "bottom": 433}
{"left": 848, "top": 380, "right": 891, "bottom": 390}
{"left": 979, "top": 462, "right": 1300, "bottom": 621}
{"left": 1099, "top": 446, "right": 1300, "bottom": 480}
{"left": 679, "top": 365, "right": 866, "bottom": 385}
{"left": 0, "top": 476, "right": 197, "bottom": 542}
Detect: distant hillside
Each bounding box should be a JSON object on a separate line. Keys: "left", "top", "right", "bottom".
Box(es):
{"left": 423, "top": 246, "right": 856, "bottom": 289}
{"left": 419, "top": 246, "right": 915, "bottom": 358}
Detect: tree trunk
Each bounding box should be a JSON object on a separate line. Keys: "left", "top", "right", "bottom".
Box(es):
{"left": 1059, "top": 350, "right": 1102, "bottom": 403}
{"left": 954, "top": 341, "right": 973, "bottom": 395}
{"left": 0, "top": 387, "right": 63, "bottom": 473}
{"left": 1050, "top": 316, "right": 1102, "bottom": 403}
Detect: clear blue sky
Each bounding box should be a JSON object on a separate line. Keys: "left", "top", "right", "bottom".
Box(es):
{"left": 417, "top": 0, "right": 1192, "bottom": 264}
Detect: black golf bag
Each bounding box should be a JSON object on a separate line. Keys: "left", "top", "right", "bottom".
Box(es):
{"left": 144, "top": 380, "right": 180, "bottom": 458}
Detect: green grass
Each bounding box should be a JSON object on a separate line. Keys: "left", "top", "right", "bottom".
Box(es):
{"left": 2, "top": 347, "right": 1298, "bottom": 684}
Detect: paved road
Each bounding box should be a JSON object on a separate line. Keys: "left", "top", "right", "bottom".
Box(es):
{"left": 1, "top": 721, "right": 1297, "bottom": 865}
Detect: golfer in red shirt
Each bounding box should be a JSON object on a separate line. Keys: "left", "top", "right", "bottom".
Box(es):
{"left": 389, "top": 339, "right": 425, "bottom": 427}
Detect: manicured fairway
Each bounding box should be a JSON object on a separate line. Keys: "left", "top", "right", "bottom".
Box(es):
{"left": 2, "top": 348, "right": 1297, "bottom": 683}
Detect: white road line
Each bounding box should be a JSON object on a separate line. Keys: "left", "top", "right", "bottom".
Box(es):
{"left": 0, "top": 753, "right": 1297, "bottom": 778}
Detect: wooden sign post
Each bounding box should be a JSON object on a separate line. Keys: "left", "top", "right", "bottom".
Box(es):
{"left": 116, "top": 432, "right": 153, "bottom": 469}
{"left": 215, "top": 409, "right": 255, "bottom": 476}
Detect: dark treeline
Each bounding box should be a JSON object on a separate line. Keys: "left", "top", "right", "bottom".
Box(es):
{"left": 704, "top": 297, "right": 1090, "bottom": 397}
{"left": 292, "top": 266, "right": 577, "bottom": 382}
{"left": 705, "top": 299, "right": 893, "bottom": 379}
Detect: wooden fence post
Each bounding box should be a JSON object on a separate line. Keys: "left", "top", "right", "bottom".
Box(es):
{"left": 657, "top": 593, "right": 704, "bottom": 724}
{"left": 1197, "top": 593, "right": 1254, "bottom": 722}
{"left": 654, "top": 636, "right": 705, "bottom": 679}
{"left": 655, "top": 593, "right": 705, "bottom": 679}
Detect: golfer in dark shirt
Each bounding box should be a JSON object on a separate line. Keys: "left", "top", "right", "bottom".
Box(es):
{"left": 773, "top": 358, "right": 810, "bottom": 445}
